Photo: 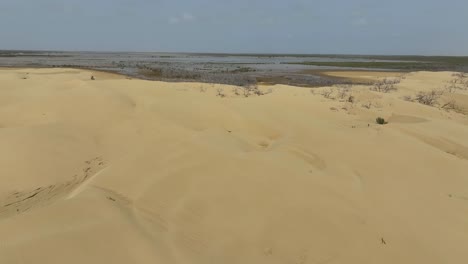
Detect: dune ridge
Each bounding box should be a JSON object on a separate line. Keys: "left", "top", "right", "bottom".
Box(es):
{"left": 0, "top": 68, "right": 467, "bottom": 264}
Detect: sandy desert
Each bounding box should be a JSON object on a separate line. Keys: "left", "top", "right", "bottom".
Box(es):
{"left": 0, "top": 68, "right": 467, "bottom": 264}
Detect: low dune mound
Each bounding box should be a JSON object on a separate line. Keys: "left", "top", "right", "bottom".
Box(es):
{"left": 0, "top": 68, "right": 467, "bottom": 264}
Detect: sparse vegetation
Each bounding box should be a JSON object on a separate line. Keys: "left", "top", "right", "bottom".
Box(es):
{"left": 313, "top": 85, "right": 357, "bottom": 114}
{"left": 321, "top": 87, "right": 335, "bottom": 99}
{"left": 440, "top": 100, "right": 459, "bottom": 111}
{"left": 370, "top": 78, "right": 400, "bottom": 93}
{"left": 444, "top": 83, "right": 457, "bottom": 93}
{"left": 446, "top": 72, "right": 468, "bottom": 91}
{"left": 403, "top": 86, "right": 463, "bottom": 113}
{"left": 240, "top": 84, "right": 265, "bottom": 97}
{"left": 376, "top": 117, "right": 387, "bottom": 125}
{"left": 336, "top": 84, "right": 352, "bottom": 99}
{"left": 232, "top": 87, "right": 241, "bottom": 96}
{"left": 216, "top": 88, "right": 226, "bottom": 97}
{"left": 452, "top": 72, "right": 468, "bottom": 80}
{"left": 414, "top": 89, "right": 444, "bottom": 106}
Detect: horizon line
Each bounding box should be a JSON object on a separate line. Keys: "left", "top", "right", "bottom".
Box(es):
{"left": 1, "top": 49, "right": 467, "bottom": 58}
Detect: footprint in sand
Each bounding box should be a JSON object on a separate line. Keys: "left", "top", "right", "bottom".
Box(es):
{"left": 0, "top": 157, "right": 107, "bottom": 219}
{"left": 288, "top": 147, "right": 327, "bottom": 170}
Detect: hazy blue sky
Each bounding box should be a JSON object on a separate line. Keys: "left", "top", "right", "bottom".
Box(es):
{"left": 0, "top": 0, "right": 467, "bottom": 55}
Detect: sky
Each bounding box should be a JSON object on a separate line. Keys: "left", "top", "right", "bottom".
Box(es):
{"left": 0, "top": 0, "right": 467, "bottom": 55}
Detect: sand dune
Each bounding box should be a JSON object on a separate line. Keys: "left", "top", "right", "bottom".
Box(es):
{"left": 1, "top": 68, "right": 467, "bottom": 264}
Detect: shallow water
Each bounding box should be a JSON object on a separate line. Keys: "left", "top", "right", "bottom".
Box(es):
{"left": 0, "top": 51, "right": 402, "bottom": 86}
{"left": 0, "top": 51, "right": 398, "bottom": 71}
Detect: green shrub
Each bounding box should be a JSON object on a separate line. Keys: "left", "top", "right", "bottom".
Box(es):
{"left": 376, "top": 117, "right": 387, "bottom": 125}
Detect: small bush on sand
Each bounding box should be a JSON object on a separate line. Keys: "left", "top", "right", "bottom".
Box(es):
{"left": 336, "top": 84, "right": 352, "bottom": 99}
{"left": 414, "top": 89, "right": 444, "bottom": 106}
{"left": 232, "top": 87, "right": 240, "bottom": 96}
{"left": 376, "top": 117, "right": 387, "bottom": 125}
{"left": 448, "top": 72, "right": 468, "bottom": 90}
{"left": 241, "top": 84, "right": 264, "bottom": 97}
{"left": 370, "top": 78, "right": 399, "bottom": 93}
{"left": 321, "top": 88, "right": 335, "bottom": 99}
{"left": 216, "top": 88, "right": 226, "bottom": 97}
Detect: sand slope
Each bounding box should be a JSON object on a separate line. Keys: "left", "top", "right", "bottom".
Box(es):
{"left": 0, "top": 68, "right": 467, "bottom": 264}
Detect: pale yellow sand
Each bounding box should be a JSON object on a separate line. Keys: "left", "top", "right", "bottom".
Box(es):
{"left": 1, "top": 68, "right": 467, "bottom": 264}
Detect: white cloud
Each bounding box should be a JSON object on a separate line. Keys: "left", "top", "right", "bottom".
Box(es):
{"left": 169, "top": 13, "right": 196, "bottom": 25}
